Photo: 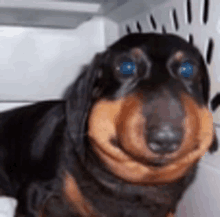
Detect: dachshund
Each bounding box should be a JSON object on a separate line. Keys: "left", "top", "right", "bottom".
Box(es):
{"left": 0, "top": 33, "right": 218, "bottom": 217}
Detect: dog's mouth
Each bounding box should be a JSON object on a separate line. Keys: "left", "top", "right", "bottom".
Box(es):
{"left": 144, "top": 143, "right": 200, "bottom": 168}
{"left": 109, "top": 136, "right": 174, "bottom": 167}
{"left": 146, "top": 159, "right": 167, "bottom": 167}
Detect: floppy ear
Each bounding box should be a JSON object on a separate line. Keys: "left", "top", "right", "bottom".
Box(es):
{"left": 65, "top": 53, "right": 103, "bottom": 162}
{"left": 209, "top": 130, "right": 218, "bottom": 153}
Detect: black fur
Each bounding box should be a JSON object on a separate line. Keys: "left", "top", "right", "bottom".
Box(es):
{"left": 0, "top": 33, "right": 217, "bottom": 217}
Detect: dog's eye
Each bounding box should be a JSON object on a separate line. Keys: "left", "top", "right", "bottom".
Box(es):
{"left": 120, "top": 61, "right": 136, "bottom": 75}
{"left": 179, "top": 62, "right": 194, "bottom": 79}
{"left": 116, "top": 57, "right": 136, "bottom": 78}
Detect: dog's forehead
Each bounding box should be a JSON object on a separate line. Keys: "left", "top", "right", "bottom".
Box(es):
{"left": 109, "top": 33, "right": 197, "bottom": 60}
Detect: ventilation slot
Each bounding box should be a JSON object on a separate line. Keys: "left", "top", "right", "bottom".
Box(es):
{"left": 150, "top": 15, "right": 157, "bottom": 30}
{"left": 187, "top": 0, "right": 192, "bottom": 24}
{"left": 188, "top": 34, "right": 193, "bottom": 45}
{"left": 206, "top": 38, "right": 214, "bottom": 64}
{"left": 162, "top": 25, "right": 167, "bottom": 34}
{"left": 211, "top": 93, "right": 220, "bottom": 112}
{"left": 136, "top": 21, "right": 142, "bottom": 33}
{"left": 203, "top": 0, "right": 209, "bottom": 24}
{"left": 172, "top": 9, "right": 179, "bottom": 31}
{"left": 126, "top": 25, "right": 131, "bottom": 34}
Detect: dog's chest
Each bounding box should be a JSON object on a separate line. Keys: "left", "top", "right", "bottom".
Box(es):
{"left": 68, "top": 147, "right": 197, "bottom": 217}
{"left": 72, "top": 165, "right": 189, "bottom": 217}
{"left": 78, "top": 180, "right": 175, "bottom": 217}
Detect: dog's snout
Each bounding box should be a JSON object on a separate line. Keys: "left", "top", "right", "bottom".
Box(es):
{"left": 147, "top": 123, "right": 182, "bottom": 154}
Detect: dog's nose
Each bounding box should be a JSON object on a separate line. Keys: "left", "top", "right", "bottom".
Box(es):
{"left": 147, "top": 123, "right": 182, "bottom": 154}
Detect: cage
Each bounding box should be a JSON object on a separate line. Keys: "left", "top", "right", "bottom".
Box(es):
{"left": 0, "top": 0, "right": 219, "bottom": 216}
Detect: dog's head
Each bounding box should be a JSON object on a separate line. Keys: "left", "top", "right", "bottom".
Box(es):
{"left": 66, "top": 33, "right": 217, "bottom": 184}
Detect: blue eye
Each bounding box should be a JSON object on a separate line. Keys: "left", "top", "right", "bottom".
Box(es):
{"left": 179, "top": 62, "right": 193, "bottom": 78}
{"left": 120, "top": 62, "right": 136, "bottom": 76}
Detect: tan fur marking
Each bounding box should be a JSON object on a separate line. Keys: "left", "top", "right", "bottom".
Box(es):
{"left": 131, "top": 48, "right": 144, "bottom": 60}
{"left": 63, "top": 171, "right": 98, "bottom": 217}
{"left": 174, "top": 51, "right": 185, "bottom": 62}
{"left": 39, "top": 210, "right": 43, "bottom": 217}
{"left": 166, "top": 212, "right": 174, "bottom": 217}
{"left": 88, "top": 93, "right": 214, "bottom": 184}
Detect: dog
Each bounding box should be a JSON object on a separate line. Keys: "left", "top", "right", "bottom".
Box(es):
{"left": 0, "top": 33, "right": 217, "bottom": 217}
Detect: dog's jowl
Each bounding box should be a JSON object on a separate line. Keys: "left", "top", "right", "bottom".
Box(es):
{"left": 0, "top": 33, "right": 217, "bottom": 217}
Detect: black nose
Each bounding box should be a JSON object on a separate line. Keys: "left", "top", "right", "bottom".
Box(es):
{"left": 147, "top": 123, "right": 182, "bottom": 154}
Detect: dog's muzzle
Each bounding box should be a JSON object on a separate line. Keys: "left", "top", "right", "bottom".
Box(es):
{"left": 144, "top": 89, "right": 184, "bottom": 155}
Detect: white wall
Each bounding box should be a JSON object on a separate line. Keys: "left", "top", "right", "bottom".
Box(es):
{"left": 177, "top": 155, "right": 220, "bottom": 217}
{"left": 0, "top": 16, "right": 106, "bottom": 102}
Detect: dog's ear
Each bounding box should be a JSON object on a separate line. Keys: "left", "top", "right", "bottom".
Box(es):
{"left": 209, "top": 130, "right": 218, "bottom": 153}
{"left": 65, "top": 53, "right": 103, "bottom": 161}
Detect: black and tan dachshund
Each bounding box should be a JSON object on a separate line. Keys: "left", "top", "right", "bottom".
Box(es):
{"left": 0, "top": 33, "right": 218, "bottom": 217}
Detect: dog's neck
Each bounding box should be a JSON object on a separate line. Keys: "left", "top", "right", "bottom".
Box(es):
{"left": 71, "top": 142, "right": 197, "bottom": 217}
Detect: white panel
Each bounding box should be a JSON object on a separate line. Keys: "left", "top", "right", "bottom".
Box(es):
{"left": 0, "top": 102, "right": 33, "bottom": 112}
{"left": 0, "top": 16, "right": 105, "bottom": 101}
{"left": 106, "top": 0, "right": 168, "bottom": 23}
{"left": 177, "top": 160, "right": 220, "bottom": 217}
{"left": 0, "top": 197, "right": 17, "bottom": 217}
{"left": 0, "top": 0, "right": 101, "bottom": 13}
{"left": 103, "top": 17, "right": 119, "bottom": 47}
